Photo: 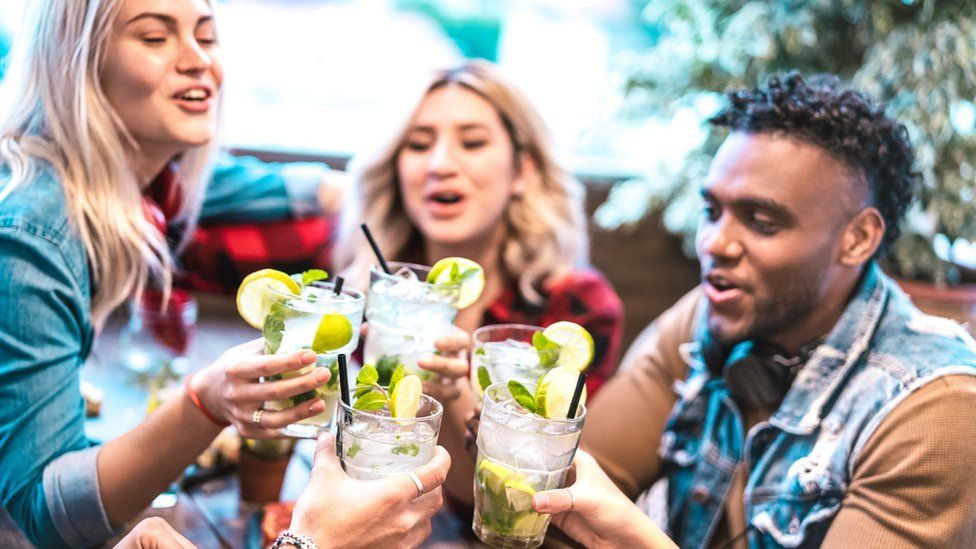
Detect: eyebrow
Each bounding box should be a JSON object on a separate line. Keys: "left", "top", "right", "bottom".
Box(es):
{"left": 408, "top": 123, "right": 490, "bottom": 133}
{"left": 125, "top": 13, "right": 214, "bottom": 28}
{"left": 701, "top": 189, "right": 793, "bottom": 218}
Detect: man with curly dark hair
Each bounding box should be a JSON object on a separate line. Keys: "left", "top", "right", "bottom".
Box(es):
{"left": 527, "top": 73, "right": 976, "bottom": 547}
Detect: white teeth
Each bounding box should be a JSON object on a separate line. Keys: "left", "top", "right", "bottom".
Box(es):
{"left": 179, "top": 89, "right": 207, "bottom": 100}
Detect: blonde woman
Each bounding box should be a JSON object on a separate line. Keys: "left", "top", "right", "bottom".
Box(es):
{"left": 0, "top": 1, "right": 447, "bottom": 547}
{"left": 333, "top": 61, "right": 623, "bottom": 508}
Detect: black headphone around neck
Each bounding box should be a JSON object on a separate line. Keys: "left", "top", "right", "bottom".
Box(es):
{"left": 702, "top": 333, "right": 815, "bottom": 410}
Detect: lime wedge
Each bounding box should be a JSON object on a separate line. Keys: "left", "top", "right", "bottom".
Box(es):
{"left": 312, "top": 313, "right": 354, "bottom": 353}
{"left": 536, "top": 365, "right": 586, "bottom": 419}
{"left": 390, "top": 374, "right": 422, "bottom": 418}
{"left": 510, "top": 513, "right": 547, "bottom": 537}
{"left": 427, "top": 257, "right": 485, "bottom": 309}
{"left": 504, "top": 478, "right": 536, "bottom": 512}
{"left": 236, "top": 269, "right": 301, "bottom": 329}
{"left": 477, "top": 460, "right": 515, "bottom": 496}
{"left": 542, "top": 321, "right": 594, "bottom": 371}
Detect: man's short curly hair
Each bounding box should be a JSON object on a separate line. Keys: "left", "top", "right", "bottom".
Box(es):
{"left": 709, "top": 72, "right": 919, "bottom": 255}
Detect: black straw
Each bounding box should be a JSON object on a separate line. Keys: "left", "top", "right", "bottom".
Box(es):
{"left": 332, "top": 276, "right": 345, "bottom": 297}
{"left": 338, "top": 354, "right": 350, "bottom": 407}
{"left": 567, "top": 373, "right": 586, "bottom": 419}
{"left": 360, "top": 223, "right": 391, "bottom": 274}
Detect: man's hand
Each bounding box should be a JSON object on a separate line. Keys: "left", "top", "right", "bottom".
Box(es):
{"left": 113, "top": 517, "right": 196, "bottom": 549}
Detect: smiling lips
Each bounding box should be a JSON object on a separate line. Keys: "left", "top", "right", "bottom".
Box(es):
{"left": 703, "top": 272, "right": 746, "bottom": 306}
{"left": 424, "top": 189, "right": 466, "bottom": 218}
{"left": 172, "top": 86, "right": 214, "bottom": 113}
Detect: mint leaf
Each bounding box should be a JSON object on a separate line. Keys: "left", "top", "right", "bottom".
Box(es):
{"left": 262, "top": 307, "right": 285, "bottom": 354}
{"left": 508, "top": 381, "right": 537, "bottom": 413}
{"left": 475, "top": 346, "right": 486, "bottom": 356}
{"left": 357, "top": 364, "right": 379, "bottom": 386}
{"left": 375, "top": 355, "right": 402, "bottom": 385}
{"left": 353, "top": 385, "right": 373, "bottom": 399}
{"left": 532, "top": 331, "right": 561, "bottom": 368}
{"left": 319, "top": 357, "right": 339, "bottom": 390}
{"left": 346, "top": 442, "right": 362, "bottom": 458}
{"left": 391, "top": 443, "right": 420, "bottom": 457}
{"left": 457, "top": 267, "right": 481, "bottom": 282}
{"left": 302, "top": 269, "right": 329, "bottom": 286}
{"left": 477, "top": 366, "right": 492, "bottom": 392}
{"left": 353, "top": 391, "right": 387, "bottom": 411}
{"left": 389, "top": 364, "right": 405, "bottom": 394}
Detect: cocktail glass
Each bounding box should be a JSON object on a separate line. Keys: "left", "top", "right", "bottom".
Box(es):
{"left": 263, "top": 281, "right": 365, "bottom": 438}
{"left": 365, "top": 262, "right": 460, "bottom": 379}
{"left": 120, "top": 288, "right": 197, "bottom": 376}
{"left": 471, "top": 324, "right": 560, "bottom": 398}
{"left": 473, "top": 382, "right": 586, "bottom": 548}
{"left": 336, "top": 392, "right": 443, "bottom": 480}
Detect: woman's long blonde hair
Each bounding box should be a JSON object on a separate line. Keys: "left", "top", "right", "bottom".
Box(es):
{"left": 334, "top": 60, "right": 588, "bottom": 304}
{"left": 0, "top": 0, "right": 217, "bottom": 329}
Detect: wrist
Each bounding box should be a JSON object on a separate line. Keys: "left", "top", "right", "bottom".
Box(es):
{"left": 185, "top": 372, "right": 229, "bottom": 428}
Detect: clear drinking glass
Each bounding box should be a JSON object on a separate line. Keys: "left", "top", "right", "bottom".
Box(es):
{"left": 336, "top": 392, "right": 443, "bottom": 480}
{"left": 262, "top": 282, "right": 365, "bottom": 438}
{"left": 471, "top": 324, "right": 560, "bottom": 398}
{"left": 472, "top": 382, "right": 586, "bottom": 548}
{"left": 364, "top": 262, "right": 460, "bottom": 379}
{"left": 120, "top": 289, "right": 197, "bottom": 376}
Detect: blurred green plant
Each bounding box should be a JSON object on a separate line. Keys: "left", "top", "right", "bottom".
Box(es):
{"left": 598, "top": 0, "right": 976, "bottom": 285}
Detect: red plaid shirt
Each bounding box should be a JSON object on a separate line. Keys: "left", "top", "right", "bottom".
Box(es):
{"left": 484, "top": 269, "right": 623, "bottom": 396}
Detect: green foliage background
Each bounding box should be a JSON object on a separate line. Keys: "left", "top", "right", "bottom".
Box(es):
{"left": 606, "top": 0, "right": 976, "bottom": 285}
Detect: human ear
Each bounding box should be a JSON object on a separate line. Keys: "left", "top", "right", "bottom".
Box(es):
{"left": 512, "top": 152, "right": 538, "bottom": 197}
{"left": 839, "top": 207, "right": 885, "bottom": 266}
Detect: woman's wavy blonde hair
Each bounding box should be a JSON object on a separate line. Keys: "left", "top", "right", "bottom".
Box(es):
{"left": 334, "top": 60, "right": 588, "bottom": 304}
{"left": 0, "top": 0, "right": 217, "bottom": 330}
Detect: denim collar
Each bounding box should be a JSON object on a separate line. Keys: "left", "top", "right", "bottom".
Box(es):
{"left": 769, "top": 262, "right": 888, "bottom": 434}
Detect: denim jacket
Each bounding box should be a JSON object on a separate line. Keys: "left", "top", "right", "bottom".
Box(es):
{"left": 660, "top": 263, "right": 976, "bottom": 548}
{"left": 0, "top": 155, "right": 328, "bottom": 548}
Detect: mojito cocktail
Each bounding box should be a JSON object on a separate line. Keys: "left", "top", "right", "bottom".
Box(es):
{"left": 263, "top": 281, "right": 365, "bottom": 438}
{"left": 473, "top": 381, "right": 586, "bottom": 548}
{"left": 471, "top": 324, "right": 560, "bottom": 397}
{"left": 337, "top": 379, "right": 443, "bottom": 480}
{"left": 365, "top": 262, "right": 461, "bottom": 379}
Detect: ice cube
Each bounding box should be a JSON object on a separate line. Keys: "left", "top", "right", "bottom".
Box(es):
{"left": 394, "top": 266, "right": 419, "bottom": 281}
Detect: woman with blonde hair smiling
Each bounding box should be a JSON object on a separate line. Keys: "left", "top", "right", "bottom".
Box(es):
{"left": 333, "top": 60, "right": 623, "bottom": 508}
{"left": 0, "top": 1, "right": 449, "bottom": 547}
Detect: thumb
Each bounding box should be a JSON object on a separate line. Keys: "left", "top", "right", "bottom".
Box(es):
{"left": 310, "top": 432, "right": 343, "bottom": 475}
{"left": 532, "top": 488, "right": 576, "bottom": 514}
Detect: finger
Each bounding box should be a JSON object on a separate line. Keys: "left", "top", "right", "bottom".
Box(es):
{"left": 393, "top": 446, "right": 451, "bottom": 502}
{"left": 230, "top": 349, "right": 317, "bottom": 379}
{"left": 422, "top": 382, "right": 460, "bottom": 402}
{"left": 310, "top": 432, "right": 344, "bottom": 475}
{"left": 360, "top": 322, "right": 369, "bottom": 338}
{"left": 532, "top": 488, "right": 575, "bottom": 514}
{"left": 416, "top": 353, "right": 468, "bottom": 379}
{"left": 236, "top": 368, "right": 331, "bottom": 401}
{"left": 241, "top": 399, "right": 326, "bottom": 431}
{"left": 434, "top": 329, "right": 470, "bottom": 354}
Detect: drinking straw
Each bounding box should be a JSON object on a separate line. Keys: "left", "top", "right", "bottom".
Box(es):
{"left": 338, "top": 354, "right": 350, "bottom": 407}
{"left": 332, "top": 276, "right": 345, "bottom": 297}
{"left": 360, "top": 223, "right": 391, "bottom": 274}
{"left": 567, "top": 373, "right": 587, "bottom": 419}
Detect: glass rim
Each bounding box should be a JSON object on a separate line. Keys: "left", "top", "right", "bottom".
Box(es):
{"left": 338, "top": 390, "right": 444, "bottom": 422}
{"left": 483, "top": 381, "right": 587, "bottom": 424}
{"left": 369, "top": 261, "right": 460, "bottom": 290}
{"left": 472, "top": 323, "right": 559, "bottom": 358}
{"left": 265, "top": 281, "right": 366, "bottom": 304}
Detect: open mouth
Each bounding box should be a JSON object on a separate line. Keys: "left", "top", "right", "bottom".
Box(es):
{"left": 704, "top": 272, "right": 746, "bottom": 305}
{"left": 706, "top": 274, "right": 738, "bottom": 292}
{"left": 428, "top": 191, "right": 463, "bottom": 205}
{"left": 173, "top": 88, "right": 211, "bottom": 102}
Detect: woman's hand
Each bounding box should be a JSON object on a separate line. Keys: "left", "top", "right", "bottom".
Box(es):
{"left": 288, "top": 433, "right": 451, "bottom": 549}
{"left": 532, "top": 450, "right": 677, "bottom": 549}
{"left": 417, "top": 328, "right": 470, "bottom": 403}
{"left": 113, "top": 517, "right": 195, "bottom": 549}
{"left": 191, "top": 339, "right": 332, "bottom": 438}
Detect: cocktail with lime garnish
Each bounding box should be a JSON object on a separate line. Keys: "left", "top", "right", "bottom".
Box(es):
{"left": 472, "top": 321, "right": 594, "bottom": 398}
{"left": 237, "top": 269, "right": 365, "bottom": 438}
{"left": 365, "top": 257, "right": 484, "bottom": 380}
{"left": 473, "top": 366, "right": 587, "bottom": 548}
{"left": 337, "top": 364, "right": 443, "bottom": 479}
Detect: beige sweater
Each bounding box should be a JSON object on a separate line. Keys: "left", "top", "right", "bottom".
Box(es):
{"left": 583, "top": 288, "right": 976, "bottom": 548}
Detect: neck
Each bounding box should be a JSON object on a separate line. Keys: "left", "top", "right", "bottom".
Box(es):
{"left": 769, "top": 268, "right": 864, "bottom": 355}
{"left": 131, "top": 146, "right": 175, "bottom": 189}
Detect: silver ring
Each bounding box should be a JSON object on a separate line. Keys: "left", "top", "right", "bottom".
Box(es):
{"left": 252, "top": 408, "right": 265, "bottom": 427}
{"left": 406, "top": 471, "right": 424, "bottom": 498}
{"left": 568, "top": 489, "right": 576, "bottom": 512}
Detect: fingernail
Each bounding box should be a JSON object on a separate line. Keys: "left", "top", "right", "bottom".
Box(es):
{"left": 418, "top": 352, "right": 435, "bottom": 364}
{"left": 309, "top": 400, "right": 325, "bottom": 413}
{"left": 534, "top": 493, "right": 549, "bottom": 509}
{"left": 301, "top": 351, "right": 317, "bottom": 363}
{"left": 314, "top": 369, "right": 330, "bottom": 383}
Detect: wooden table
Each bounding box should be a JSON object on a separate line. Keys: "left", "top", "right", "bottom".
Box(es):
{"left": 82, "top": 293, "right": 484, "bottom": 548}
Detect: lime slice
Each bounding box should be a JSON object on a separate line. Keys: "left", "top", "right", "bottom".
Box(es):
{"left": 390, "top": 374, "right": 422, "bottom": 418}
{"left": 477, "top": 460, "right": 515, "bottom": 495}
{"left": 312, "top": 313, "right": 354, "bottom": 353}
{"left": 427, "top": 257, "right": 485, "bottom": 309}
{"left": 510, "top": 513, "right": 546, "bottom": 537}
{"left": 542, "top": 321, "right": 595, "bottom": 371}
{"left": 536, "top": 365, "right": 586, "bottom": 419}
{"left": 236, "top": 269, "right": 301, "bottom": 329}
{"left": 504, "top": 478, "right": 536, "bottom": 512}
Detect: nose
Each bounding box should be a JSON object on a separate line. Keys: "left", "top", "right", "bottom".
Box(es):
{"left": 427, "top": 139, "right": 458, "bottom": 180}
{"left": 697, "top": 215, "right": 744, "bottom": 263}
{"left": 176, "top": 39, "right": 213, "bottom": 74}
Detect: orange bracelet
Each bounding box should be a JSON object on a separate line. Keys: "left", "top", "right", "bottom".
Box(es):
{"left": 185, "top": 374, "right": 230, "bottom": 428}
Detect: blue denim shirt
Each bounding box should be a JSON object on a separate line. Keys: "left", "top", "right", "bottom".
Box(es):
{"left": 661, "top": 263, "right": 976, "bottom": 548}
{"left": 0, "top": 154, "right": 328, "bottom": 548}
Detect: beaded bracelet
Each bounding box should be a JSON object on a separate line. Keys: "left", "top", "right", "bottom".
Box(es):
{"left": 270, "top": 530, "right": 319, "bottom": 549}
